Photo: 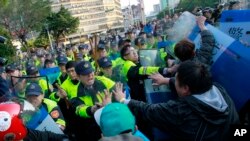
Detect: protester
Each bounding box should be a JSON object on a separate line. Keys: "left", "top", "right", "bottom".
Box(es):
{"left": 94, "top": 103, "right": 149, "bottom": 141}
{"left": 1, "top": 4, "right": 248, "bottom": 140}
{"left": 113, "top": 61, "right": 239, "bottom": 141}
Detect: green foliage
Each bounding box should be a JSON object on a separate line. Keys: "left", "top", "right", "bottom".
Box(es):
{"left": 176, "top": 0, "right": 218, "bottom": 12}
{"left": 0, "top": 26, "right": 15, "bottom": 60}
{"left": 157, "top": 10, "right": 166, "bottom": 19}
{"left": 34, "top": 34, "right": 50, "bottom": 48}
{"left": 0, "top": 0, "right": 51, "bottom": 45}
{"left": 46, "top": 6, "right": 79, "bottom": 44}
{"left": 0, "top": 0, "right": 8, "bottom": 7}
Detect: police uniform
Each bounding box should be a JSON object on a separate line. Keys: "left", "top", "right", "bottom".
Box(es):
{"left": 98, "top": 57, "right": 130, "bottom": 99}
{"left": 108, "top": 41, "right": 120, "bottom": 61}
{"left": 121, "top": 52, "right": 164, "bottom": 140}
{"left": 25, "top": 83, "right": 66, "bottom": 128}
{"left": 70, "top": 61, "right": 115, "bottom": 140}
{"left": 66, "top": 46, "right": 75, "bottom": 61}
{"left": 78, "top": 44, "right": 91, "bottom": 61}
{"left": 5, "top": 64, "right": 26, "bottom": 98}
{"left": 71, "top": 61, "right": 115, "bottom": 118}
{"left": 146, "top": 33, "right": 158, "bottom": 49}
{"left": 50, "top": 77, "right": 80, "bottom": 102}
{"left": 26, "top": 65, "right": 53, "bottom": 98}
{"left": 53, "top": 56, "right": 68, "bottom": 86}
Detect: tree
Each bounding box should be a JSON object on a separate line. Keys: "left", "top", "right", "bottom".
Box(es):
{"left": 34, "top": 34, "right": 50, "bottom": 48}
{"left": 46, "top": 6, "right": 79, "bottom": 46}
{"left": 0, "top": 0, "right": 8, "bottom": 7}
{"left": 0, "top": 0, "right": 51, "bottom": 48}
{"left": 176, "top": 0, "right": 218, "bottom": 13}
{"left": 157, "top": 7, "right": 172, "bottom": 19}
{"left": 0, "top": 26, "right": 15, "bottom": 61}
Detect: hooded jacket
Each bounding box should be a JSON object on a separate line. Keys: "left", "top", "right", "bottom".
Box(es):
{"left": 127, "top": 83, "right": 239, "bottom": 141}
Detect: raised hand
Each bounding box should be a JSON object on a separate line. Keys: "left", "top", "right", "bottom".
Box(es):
{"left": 91, "top": 103, "right": 102, "bottom": 114}
{"left": 149, "top": 73, "right": 170, "bottom": 86}
{"left": 55, "top": 83, "right": 67, "bottom": 99}
{"left": 98, "top": 89, "right": 112, "bottom": 107}
{"left": 196, "top": 16, "right": 207, "bottom": 31}
{"left": 112, "top": 82, "right": 126, "bottom": 102}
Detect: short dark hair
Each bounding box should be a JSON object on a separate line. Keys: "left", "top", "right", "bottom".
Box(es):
{"left": 66, "top": 61, "right": 77, "bottom": 70}
{"left": 139, "top": 32, "right": 146, "bottom": 36}
{"left": 177, "top": 61, "right": 212, "bottom": 94}
{"left": 120, "top": 45, "right": 131, "bottom": 60}
{"left": 134, "top": 37, "right": 145, "bottom": 46}
{"left": 174, "top": 39, "right": 195, "bottom": 62}
{"left": 124, "top": 39, "right": 131, "bottom": 43}
{"left": 229, "top": 1, "right": 240, "bottom": 10}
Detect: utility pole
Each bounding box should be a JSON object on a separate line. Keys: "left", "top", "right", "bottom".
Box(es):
{"left": 45, "top": 23, "right": 53, "bottom": 52}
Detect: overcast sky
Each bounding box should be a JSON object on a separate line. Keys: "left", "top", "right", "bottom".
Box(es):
{"left": 120, "top": 0, "right": 160, "bottom": 15}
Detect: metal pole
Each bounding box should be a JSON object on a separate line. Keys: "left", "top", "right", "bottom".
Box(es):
{"left": 46, "top": 25, "right": 53, "bottom": 52}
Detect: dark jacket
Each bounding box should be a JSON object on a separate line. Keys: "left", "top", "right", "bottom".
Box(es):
{"left": 127, "top": 83, "right": 239, "bottom": 141}
{"left": 24, "top": 129, "right": 68, "bottom": 141}
{"left": 193, "top": 30, "right": 215, "bottom": 67}
{"left": 127, "top": 63, "right": 166, "bottom": 102}
{"left": 127, "top": 64, "right": 148, "bottom": 102}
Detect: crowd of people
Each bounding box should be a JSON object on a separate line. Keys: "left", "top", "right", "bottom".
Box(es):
{"left": 0, "top": 1, "right": 247, "bottom": 141}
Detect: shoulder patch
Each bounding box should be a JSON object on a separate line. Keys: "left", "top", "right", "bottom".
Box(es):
{"left": 50, "top": 110, "right": 59, "bottom": 119}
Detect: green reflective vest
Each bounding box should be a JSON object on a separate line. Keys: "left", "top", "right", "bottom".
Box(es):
{"left": 76, "top": 76, "right": 115, "bottom": 118}
{"left": 43, "top": 98, "right": 65, "bottom": 126}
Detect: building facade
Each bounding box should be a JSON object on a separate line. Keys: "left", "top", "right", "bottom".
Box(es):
{"left": 160, "top": 0, "right": 180, "bottom": 10}
{"left": 122, "top": 7, "right": 134, "bottom": 31}
{"left": 160, "top": 0, "right": 167, "bottom": 10}
{"left": 153, "top": 4, "right": 161, "bottom": 13}
{"left": 121, "top": 0, "right": 146, "bottom": 31}
{"left": 51, "top": 0, "right": 124, "bottom": 42}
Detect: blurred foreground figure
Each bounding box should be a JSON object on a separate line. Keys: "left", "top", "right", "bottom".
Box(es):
{"left": 113, "top": 61, "right": 240, "bottom": 141}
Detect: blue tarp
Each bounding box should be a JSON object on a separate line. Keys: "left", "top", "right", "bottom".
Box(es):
{"left": 39, "top": 67, "right": 60, "bottom": 84}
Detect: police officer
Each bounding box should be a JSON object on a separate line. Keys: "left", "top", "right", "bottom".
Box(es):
{"left": 5, "top": 63, "right": 23, "bottom": 96}
{"left": 120, "top": 45, "right": 170, "bottom": 139}
{"left": 134, "top": 37, "right": 153, "bottom": 66}
{"left": 78, "top": 44, "right": 91, "bottom": 61}
{"left": 97, "top": 57, "right": 130, "bottom": 99}
{"left": 53, "top": 56, "right": 69, "bottom": 86}
{"left": 120, "top": 45, "right": 167, "bottom": 101}
{"left": 108, "top": 40, "right": 120, "bottom": 61}
{"left": 70, "top": 61, "right": 115, "bottom": 140}
{"left": 66, "top": 46, "right": 75, "bottom": 61}
{"left": 26, "top": 65, "right": 53, "bottom": 98}
{"left": 49, "top": 61, "right": 80, "bottom": 140}
{"left": 72, "top": 61, "right": 115, "bottom": 117}
{"left": 0, "top": 60, "right": 10, "bottom": 101}
{"left": 135, "top": 36, "right": 146, "bottom": 50}
{"left": 97, "top": 56, "right": 126, "bottom": 84}
{"left": 25, "top": 83, "right": 66, "bottom": 131}
{"left": 91, "top": 43, "right": 109, "bottom": 73}
{"left": 36, "top": 53, "right": 45, "bottom": 69}
{"left": 146, "top": 33, "right": 157, "bottom": 49}
{"left": 50, "top": 61, "right": 79, "bottom": 102}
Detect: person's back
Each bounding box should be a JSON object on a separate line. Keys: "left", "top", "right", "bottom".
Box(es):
{"left": 168, "top": 61, "right": 239, "bottom": 140}
{"left": 167, "top": 83, "right": 239, "bottom": 140}
{"left": 118, "top": 61, "right": 239, "bottom": 141}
